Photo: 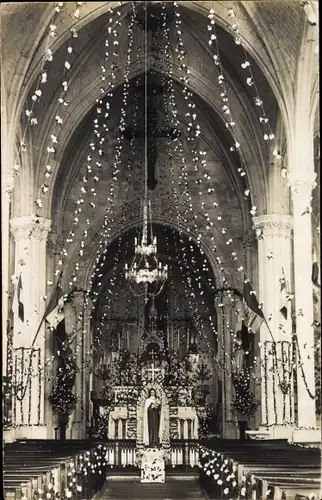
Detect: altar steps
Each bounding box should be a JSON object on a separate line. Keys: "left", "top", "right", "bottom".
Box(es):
{"left": 99, "top": 479, "right": 208, "bottom": 499}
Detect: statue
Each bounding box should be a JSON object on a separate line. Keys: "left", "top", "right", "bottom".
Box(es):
{"left": 143, "top": 388, "right": 164, "bottom": 447}
{"left": 233, "top": 331, "right": 245, "bottom": 374}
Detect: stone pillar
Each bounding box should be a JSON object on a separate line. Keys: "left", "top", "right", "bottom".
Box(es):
{"left": 68, "top": 291, "right": 92, "bottom": 439}
{"left": 10, "top": 215, "right": 51, "bottom": 439}
{"left": 242, "top": 231, "right": 261, "bottom": 429}
{"left": 2, "top": 174, "right": 15, "bottom": 373}
{"left": 216, "top": 291, "right": 238, "bottom": 439}
{"left": 252, "top": 214, "right": 294, "bottom": 438}
{"left": 68, "top": 290, "right": 85, "bottom": 438}
{"left": 287, "top": 172, "right": 317, "bottom": 434}
{"left": 242, "top": 230, "right": 258, "bottom": 286}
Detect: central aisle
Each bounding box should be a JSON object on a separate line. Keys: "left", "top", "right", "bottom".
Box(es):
{"left": 99, "top": 479, "right": 208, "bottom": 499}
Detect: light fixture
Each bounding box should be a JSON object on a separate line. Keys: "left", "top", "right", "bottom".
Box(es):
{"left": 125, "top": 2, "right": 168, "bottom": 302}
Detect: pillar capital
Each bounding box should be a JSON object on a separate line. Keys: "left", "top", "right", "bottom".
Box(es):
{"left": 10, "top": 216, "right": 51, "bottom": 242}
{"left": 252, "top": 214, "right": 293, "bottom": 239}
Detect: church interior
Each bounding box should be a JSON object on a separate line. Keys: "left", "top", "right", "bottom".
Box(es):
{"left": 1, "top": 1, "right": 321, "bottom": 499}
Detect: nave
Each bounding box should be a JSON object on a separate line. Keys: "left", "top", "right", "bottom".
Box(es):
{"left": 1, "top": 1, "right": 321, "bottom": 499}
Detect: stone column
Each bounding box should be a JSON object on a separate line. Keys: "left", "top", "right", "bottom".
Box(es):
{"left": 2, "top": 174, "right": 15, "bottom": 373}
{"left": 287, "top": 172, "right": 317, "bottom": 434}
{"left": 68, "top": 290, "right": 85, "bottom": 438}
{"left": 252, "top": 214, "right": 294, "bottom": 438}
{"left": 68, "top": 290, "right": 92, "bottom": 439}
{"left": 242, "top": 230, "right": 258, "bottom": 286}
{"left": 10, "top": 215, "right": 51, "bottom": 439}
{"left": 242, "top": 231, "right": 262, "bottom": 429}
{"left": 216, "top": 291, "right": 238, "bottom": 439}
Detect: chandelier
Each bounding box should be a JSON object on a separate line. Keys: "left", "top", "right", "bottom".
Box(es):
{"left": 125, "top": 3, "right": 168, "bottom": 301}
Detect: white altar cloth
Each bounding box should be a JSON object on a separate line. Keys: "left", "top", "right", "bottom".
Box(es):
{"left": 140, "top": 448, "right": 165, "bottom": 483}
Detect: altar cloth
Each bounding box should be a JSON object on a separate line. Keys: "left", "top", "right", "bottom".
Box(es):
{"left": 140, "top": 448, "right": 165, "bottom": 483}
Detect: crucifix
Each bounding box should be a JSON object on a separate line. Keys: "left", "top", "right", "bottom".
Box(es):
{"left": 124, "top": 80, "right": 181, "bottom": 190}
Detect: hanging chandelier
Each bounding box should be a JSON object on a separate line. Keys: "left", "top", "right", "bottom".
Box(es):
{"left": 125, "top": 2, "right": 168, "bottom": 301}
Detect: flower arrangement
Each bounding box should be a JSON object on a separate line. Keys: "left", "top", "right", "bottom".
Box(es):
{"left": 231, "top": 370, "right": 259, "bottom": 419}
{"left": 197, "top": 404, "right": 218, "bottom": 437}
{"left": 49, "top": 384, "right": 77, "bottom": 417}
{"left": 95, "top": 412, "right": 110, "bottom": 440}
{"left": 100, "top": 385, "right": 115, "bottom": 406}
{"left": 50, "top": 343, "right": 79, "bottom": 419}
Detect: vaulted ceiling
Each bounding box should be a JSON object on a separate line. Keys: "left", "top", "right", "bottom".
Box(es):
{"left": 1, "top": 1, "right": 315, "bottom": 298}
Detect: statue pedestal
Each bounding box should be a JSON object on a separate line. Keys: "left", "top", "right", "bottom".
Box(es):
{"left": 140, "top": 448, "right": 165, "bottom": 483}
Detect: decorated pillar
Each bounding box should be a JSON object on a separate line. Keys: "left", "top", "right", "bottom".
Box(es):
{"left": 252, "top": 214, "right": 294, "bottom": 437}
{"left": 287, "top": 172, "right": 317, "bottom": 433}
{"left": 242, "top": 231, "right": 261, "bottom": 429}
{"left": 10, "top": 215, "right": 51, "bottom": 439}
{"left": 216, "top": 290, "right": 237, "bottom": 439}
{"left": 68, "top": 290, "right": 92, "bottom": 439}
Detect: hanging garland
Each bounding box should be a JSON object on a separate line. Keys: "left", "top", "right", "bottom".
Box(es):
{"left": 13, "top": 2, "right": 65, "bottom": 178}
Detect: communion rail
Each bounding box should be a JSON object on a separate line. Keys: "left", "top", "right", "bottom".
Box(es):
{"left": 103, "top": 439, "right": 199, "bottom": 468}
{"left": 104, "top": 439, "right": 198, "bottom": 468}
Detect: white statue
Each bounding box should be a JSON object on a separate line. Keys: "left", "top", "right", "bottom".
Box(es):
{"left": 142, "top": 388, "right": 165, "bottom": 447}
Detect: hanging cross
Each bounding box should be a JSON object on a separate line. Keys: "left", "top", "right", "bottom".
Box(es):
{"left": 124, "top": 83, "right": 181, "bottom": 190}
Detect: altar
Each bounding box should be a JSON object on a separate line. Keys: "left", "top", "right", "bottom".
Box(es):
{"left": 91, "top": 296, "right": 214, "bottom": 477}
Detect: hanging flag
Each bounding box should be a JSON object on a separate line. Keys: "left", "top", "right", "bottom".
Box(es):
{"left": 46, "top": 295, "right": 65, "bottom": 330}
{"left": 12, "top": 273, "right": 24, "bottom": 322}
{"left": 43, "top": 274, "right": 65, "bottom": 330}
{"left": 279, "top": 270, "right": 288, "bottom": 320}
{"left": 243, "top": 277, "right": 264, "bottom": 334}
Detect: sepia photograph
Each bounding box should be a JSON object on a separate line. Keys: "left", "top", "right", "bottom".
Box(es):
{"left": 1, "top": 1, "right": 320, "bottom": 499}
